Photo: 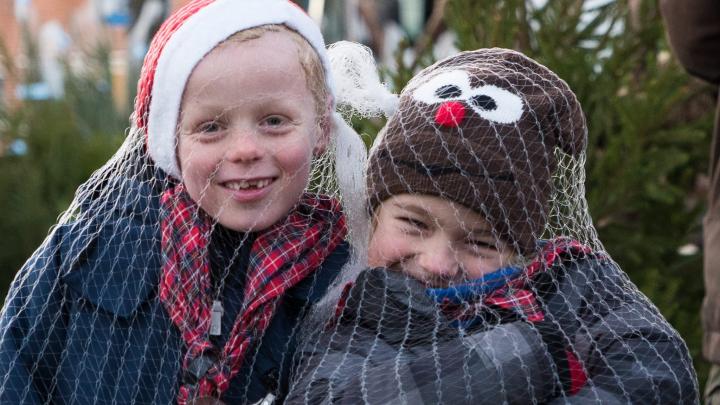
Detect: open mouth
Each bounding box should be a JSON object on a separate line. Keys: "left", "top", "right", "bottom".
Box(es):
{"left": 221, "top": 177, "right": 276, "bottom": 191}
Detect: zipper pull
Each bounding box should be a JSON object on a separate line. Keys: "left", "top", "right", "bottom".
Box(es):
{"left": 259, "top": 393, "right": 275, "bottom": 405}
{"left": 250, "top": 393, "right": 275, "bottom": 405}
{"left": 210, "top": 300, "right": 223, "bottom": 336}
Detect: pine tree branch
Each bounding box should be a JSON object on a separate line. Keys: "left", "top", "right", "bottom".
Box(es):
{"left": 411, "top": 0, "right": 449, "bottom": 70}
{"left": 358, "top": 0, "right": 384, "bottom": 56}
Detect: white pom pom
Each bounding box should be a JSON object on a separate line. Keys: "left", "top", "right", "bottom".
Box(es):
{"left": 332, "top": 112, "right": 369, "bottom": 250}
{"left": 328, "top": 41, "right": 398, "bottom": 118}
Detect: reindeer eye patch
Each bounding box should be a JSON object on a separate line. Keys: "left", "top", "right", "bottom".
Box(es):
{"left": 435, "top": 85, "right": 463, "bottom": 99}
{"left": 413, "top": 70, "right": 471, "bottom": 104}
{"left": 467, "top": 85, "right": 524, "bottom": 124}
{"left": 470, "top": 95, "right": 497, "bottom": 111}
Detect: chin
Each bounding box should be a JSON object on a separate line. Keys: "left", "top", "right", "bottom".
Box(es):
{"left": 216, "top": 208, "right": 289, "bottom": 232}
{"left": 218, "top": 218, "right": 270, "bottom": 232}
{"left": 213, "top": 194, "right": 304, "bottom": 232}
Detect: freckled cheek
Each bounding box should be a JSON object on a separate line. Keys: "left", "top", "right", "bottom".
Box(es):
{"left": 179, "top": 156, "right": 217, "bottom": 189}
{"left": 178, "top": 159, "right": 219, "bottom": 203}
{"left": 177, "top": 141, "right": 216, "bottom": 178}
{"left": 367, "top": 233, "right": 391, "bottom": 267}
{"left": 367, "top": 252, "right": 384, "bottom": 269}
{"left": 275, "top": 140, "right": 315, "bottom": 177}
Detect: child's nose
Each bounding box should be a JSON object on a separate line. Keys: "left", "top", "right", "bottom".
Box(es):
{"left": 416, "top": 242, "right": 461, "bottom": 283}
{"left": 225, "top": 131, "right": 264, "bottom": 163}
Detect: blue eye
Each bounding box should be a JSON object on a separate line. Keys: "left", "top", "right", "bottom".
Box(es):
{"left": 265, "top": 116, "right": 285, "bottom": 126}
{"left": 197, "top": 121, "right": 222, "bottom": 133}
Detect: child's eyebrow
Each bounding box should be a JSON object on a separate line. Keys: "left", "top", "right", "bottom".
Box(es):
{"left": 392, "top": 202, "right": 429, "bottom": 217}
{"left": 465, "top": 219, "right": 498, "bottom": 237}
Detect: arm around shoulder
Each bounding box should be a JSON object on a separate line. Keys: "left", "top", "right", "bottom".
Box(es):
{"left": 548, "top": 258, "right": 699, "bottom": 404}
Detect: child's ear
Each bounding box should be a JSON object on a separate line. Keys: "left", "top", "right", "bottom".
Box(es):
{"left": 313, "top": 117, "right": 330, "bottom": 156}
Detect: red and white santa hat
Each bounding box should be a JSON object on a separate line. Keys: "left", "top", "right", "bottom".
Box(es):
{"left": 134, "top": 0, "right": 335, "bottom": 179}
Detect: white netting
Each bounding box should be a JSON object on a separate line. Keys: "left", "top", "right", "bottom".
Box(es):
{"left": 328, "top": 41, "right": 398, "bottom": 119}
{"left": 285, "top": 43, "right": 700, "bottom": 404}
{"left": 0, "top": 0, "right": 368, "bottom": 404}
{"left": 0, "top": 1, "right": 699, "bottom": 403}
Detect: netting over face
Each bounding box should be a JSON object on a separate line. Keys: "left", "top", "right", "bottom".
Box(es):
{"left": 0, "top": 1, "right": 368, "bottom": 404}
{"left": 286, "top": 48, "right": 700, "bottom": 404}
{"left": 0, "top": 0, "right": 701, "bottom": 396}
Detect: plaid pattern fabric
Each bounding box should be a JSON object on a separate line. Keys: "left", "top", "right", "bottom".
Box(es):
{"left": 442, "top": 237, "right": 594, "bottom": 395}
{"left": 483, "top": 238, "right": 593, "bottom": 322}
{"left": 159, "top": 185, "right": 346, "bottom": 404}
{"left": 437, "top": 238, "right": 594, "bottom": 323}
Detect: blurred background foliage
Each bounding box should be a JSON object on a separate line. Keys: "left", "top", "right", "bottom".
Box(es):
{"left": 0, "top": 0, "right": 714, "bottom": 388}
{"left": 0, "top": 40, "right": 125, "bottom": 285}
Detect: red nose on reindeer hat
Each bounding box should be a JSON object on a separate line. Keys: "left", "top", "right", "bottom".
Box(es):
{"left": 134, "top": 0, "right": 335, "bottom": 180}
{"left": 367, "top": 48, "right": 587, "bottom": 255}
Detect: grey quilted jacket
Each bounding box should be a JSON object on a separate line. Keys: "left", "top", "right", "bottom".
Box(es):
{"left": 287, "top": 252, "right": 698, "bottom": 404}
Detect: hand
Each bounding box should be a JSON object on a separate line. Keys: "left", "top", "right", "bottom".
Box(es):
{"left": 525, "top": 299, "right": 587, "bottom": 396}
{"left": 341, "top": 268, "right": 458, "bottom": 346}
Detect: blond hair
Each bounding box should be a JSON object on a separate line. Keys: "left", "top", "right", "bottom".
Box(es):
{"left": 224, "top": 24, "right": 329, "bottom": 121}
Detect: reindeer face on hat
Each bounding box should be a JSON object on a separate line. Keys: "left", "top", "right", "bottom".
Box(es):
{"left": 367, "top": 48, "right": 587, "bottom": 255}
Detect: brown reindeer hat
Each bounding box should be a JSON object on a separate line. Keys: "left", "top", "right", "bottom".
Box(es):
{"left": 367, "top": 48, "right": 587, "bottom": 255}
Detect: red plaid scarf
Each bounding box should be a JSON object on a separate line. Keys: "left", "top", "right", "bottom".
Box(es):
{"left": 159, "top": 185, "right": 346, "bottom": 404}
{"left": 435, "top": 238, "right": 594, "bottom": 323}
{"left": 482, "top": 238, "right": 594, "bottom": 322}
{"left": 480, "top": 238, "right": 594, "bottom": 395}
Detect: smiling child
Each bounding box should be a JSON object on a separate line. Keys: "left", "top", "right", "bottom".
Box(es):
{"left": 287, "top": 46, "right": 699, "bottom": 404}
{"left": 0, "top": 1, "right": 366, "bottom": 404}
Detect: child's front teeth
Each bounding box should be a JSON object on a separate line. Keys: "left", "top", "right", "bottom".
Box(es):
{"left": 227, "top": 179, "right": 270, "bottom": 190}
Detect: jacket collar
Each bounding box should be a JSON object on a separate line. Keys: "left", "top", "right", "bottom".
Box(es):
{"left": 60, "top": 179, "right": 162, "bottom": 318}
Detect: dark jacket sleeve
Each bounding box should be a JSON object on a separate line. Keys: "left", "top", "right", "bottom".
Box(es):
{"left": 287, "top": 320, "right": 561, "bottom": 404}
{"left": 289, "top": 262, "right": 699, "bottom": 404}
{"left": 544, "top": 258, "right": 699, "bottom": 404}
{"left": 0, "top": 228, "right": 70, "bottom": 404}
{"left": 660, "top": 0, "right": 720, "bottom": 85}
{"left": 286, "top": 269, "right": 560, "bottom": 404}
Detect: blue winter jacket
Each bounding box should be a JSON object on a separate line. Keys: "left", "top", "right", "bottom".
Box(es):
{"left": 0, "top": 180, "right": 349, "bottom": 404}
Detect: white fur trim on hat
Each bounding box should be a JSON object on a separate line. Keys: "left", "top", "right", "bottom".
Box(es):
{"left": 147, "top": 0, "right": 335, "bottom": 179}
